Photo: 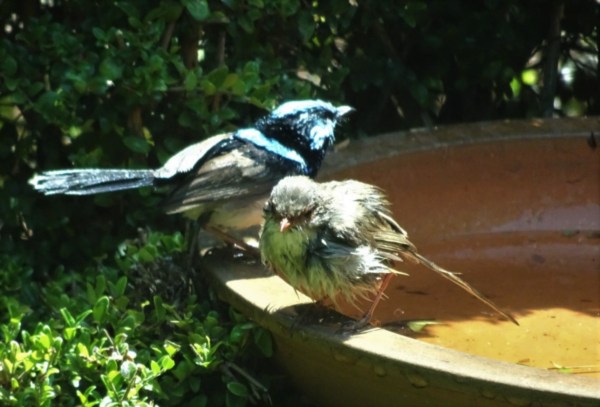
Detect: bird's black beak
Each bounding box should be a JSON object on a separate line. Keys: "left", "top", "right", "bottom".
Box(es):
{"left": 336, "top": 105, "right": 355, "bottom": 118}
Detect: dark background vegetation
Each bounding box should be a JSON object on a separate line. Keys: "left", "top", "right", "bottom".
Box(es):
{"left": 0, "top": 0, "right": 598, "bottom": 405}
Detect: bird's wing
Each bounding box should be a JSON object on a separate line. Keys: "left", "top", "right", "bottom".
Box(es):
{"left": 319, "top": 180, "right": 416, "bottom": 258}
{"left": 162, "top": 141, "right": 291, "bottom": 214}
{"left": 372, "top": 211, "right": 418, "bottom": 258}
{"left": 154, "top": 133, "right": 234, "bottom": 179}
{"left": 308, "top": 234, "right": 406, "bottom": 278}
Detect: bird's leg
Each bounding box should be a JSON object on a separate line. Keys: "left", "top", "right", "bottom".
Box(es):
{"left": 185, "top": 220, "right": 201, "bottom": 268}
{"left": 341, "top": 274, "right": 395, "bottom": 333}
{"left": 205, "top": 225, "right": 260, "bottom": 257}
{"left": 361, "top": 273, "right": 395, "bottom": 325}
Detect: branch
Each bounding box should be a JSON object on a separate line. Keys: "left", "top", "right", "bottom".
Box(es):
{"left": 212, "top": 29, "right": 226, "bottom": 112}
{"left": 161, "top": 21, "right": 176, "bottom": 51}
{"left": 540, "top": 0, "right": 564, "bottom": 117}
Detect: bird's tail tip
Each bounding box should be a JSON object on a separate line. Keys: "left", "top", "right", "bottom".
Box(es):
{"left": 28, "top": 168, "right": 155, "bottom": 195}
{"left": 412, "top": 251, "right": 519, "bottom": 326}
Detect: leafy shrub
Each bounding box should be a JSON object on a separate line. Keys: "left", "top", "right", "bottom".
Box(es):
{"left": 1, "top": 230, "right": 274, "bottom": 406}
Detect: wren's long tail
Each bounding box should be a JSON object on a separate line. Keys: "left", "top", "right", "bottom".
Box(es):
{"left": 29, "top": 169, "right": 156, "bottom": 195}
{"left": 410, "top": 251, "right": 519, "bottom": 325}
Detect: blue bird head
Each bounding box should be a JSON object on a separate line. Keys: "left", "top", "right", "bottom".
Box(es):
{"left": 254, "top": 100, "right": 354, "bottom": 176}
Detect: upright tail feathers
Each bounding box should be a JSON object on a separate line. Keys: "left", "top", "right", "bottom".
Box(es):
{"left": 29, "top": 169, "right": 156, "bottom": 195}
{"left": 410, "top": 251, "right": 519, "bottom": 325}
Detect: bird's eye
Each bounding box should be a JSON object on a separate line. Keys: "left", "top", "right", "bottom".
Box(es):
{"left": 263, "top": 201, "right": 274, "bottom": 214}
{"left": 299, "top": 206, "right": 316, "bottom": 221}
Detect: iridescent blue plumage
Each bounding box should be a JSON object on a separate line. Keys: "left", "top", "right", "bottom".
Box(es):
{"left": 233, "top": 128, "right": 308, "bottom": 174}
{"left": 253, "top": 100, "right": 353, "bottom": 176}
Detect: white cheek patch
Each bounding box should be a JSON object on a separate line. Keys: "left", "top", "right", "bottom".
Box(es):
{"left": 309, "top": 120, "right": 335, "bottom": 150}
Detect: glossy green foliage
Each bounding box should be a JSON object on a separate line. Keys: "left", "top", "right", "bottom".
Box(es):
{"left": 0, "top": 230, "right": 274, "bottom": 406}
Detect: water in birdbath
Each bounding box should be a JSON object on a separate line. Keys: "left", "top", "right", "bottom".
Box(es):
{"left": 328, "top": 135, "right": 600, "bottom": 379}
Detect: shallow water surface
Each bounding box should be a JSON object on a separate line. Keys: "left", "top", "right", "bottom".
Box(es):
{"left": 327, "top": 135, "right": 600, "bottom": 378}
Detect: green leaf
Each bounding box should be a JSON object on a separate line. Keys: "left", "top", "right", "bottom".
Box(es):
{"left": 1, "top": 56, "right": 17, "bottom": 77}
{"left": 123, "top": 136, "right": 151, "bottom": 154}
{"left": 99, "top": 58, "right": 123, "bottom": 81}
{"left": 128, "top": 16, "right": 143, "bottom": 29}
{"left": 64, "top": 327, "right": 77, "bottom": 341}
{"left": 226, "top": 381, "right": 249, "bottom": 398}
{"left": 222, "top": 73, "right": 239, "bottom": 90}
{"left": 231, "top": 79, "right": 246, "bottom": 96}
{"left": 117, "top": 1, "right": 140, "bottom": 18}
{"left": 206, "top": 66, "right": 229, "bottom": 87}
{"left": 103, "top": 369, "right": 122, "bottom": 390}
{"left": 35, "top": 91, "right": 60, "bottom": 115}
{"left": 95, "top": 275, "right": 106, "bottom": 297}
{"left": 146, "top": 2, "right": 184, "bottom": 22}
{"left": 280, "top": 0, "right": 300, "bottom": 16}
{"left": 150, "top": 360, "right": 161, "bottom": 375}
{"left": 199, "top": 79, "right": 217, "bottom": 95}
{"left": 248, "top": 0, "right": 264, "bottom": 7}
{"left": 147, "top": 54, "right": 164, "bottom": 71}
{"left": 77, "top": 342, "right": 90, "bottom": 358}
{"left": 137, "top": 245, "right": 158, "bottom": 262}
{"left": 521, "top": 69, "right": 538, "bottom": 85}
{"left": 163, "top": 340, "right": 181, "bottom": 357}
{"left": 76, "top": 309, "right": 93, "bottom": 325}
{"left": 37, "top": 332, "right": 52, "bottom": 350}
{"left": 253, "top": 328, "right": 273, "bottom": 357}
{"left": 67, "top": 126, "right": 83, "bottom": 138}
{"left": 86, "top": 283, "right": 97, "bottom": 304}
{"left": 114, "top": 276, "right": 128, "bottom": 297}
{"left": 160, "top": 355, "right": 175, "bottom": 371}
{"left": 184, "top": 71, "right": 198, "bottom": 91}
{"left": 183, "top": 0, "right": 210, "bottom": 21}
{"left": 125, "top": 310, "right": 145, "bottom": 327}
{"left": 172, "top": 359, "right": 194, "bottom": 381}
{"left": 60, "top": 308, "right": 76, "bottom": 327}
{"left": 298, "top": 11, "right": 315, "bottom": 41}
{"left": 153, "top": 295, "right": 166, "bottom": 321}
{"left": 228, "top": 325, "right": 247, "bottom": 344}
{"left": 93, "top": 296, "right": 110, "bottom": 324}
{"left": 91, "top": 27, "right": 105, "bottom": 40}
{"left": 4, "top": 78, "right": 20, "bottom": 92}
{"left": 237, "top": 15, "right": 254, "bottom": 33}
{"left": 406, "top": 320, "right": 442, "bottom": 332}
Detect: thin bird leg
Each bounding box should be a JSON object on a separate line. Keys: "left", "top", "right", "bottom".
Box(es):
{"left": 344, "top": 273, "right": 395, "bottom": 332}
{"left": 362, "top": 273, "right": 395, "bottom": 324}
{"left": 185, "top": 221, "right": 201, "bottom": 267}
{"left": 205, "top": 225, "right": 260, "bottom": 256}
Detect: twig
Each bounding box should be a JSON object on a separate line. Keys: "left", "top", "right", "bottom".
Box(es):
{"left": 540, "top": 0, "right": 564, "bottom": 117}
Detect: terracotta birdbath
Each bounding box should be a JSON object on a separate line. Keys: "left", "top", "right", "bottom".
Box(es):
{"left": 203, "top": 117, "right": 600, "bottom": 407}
